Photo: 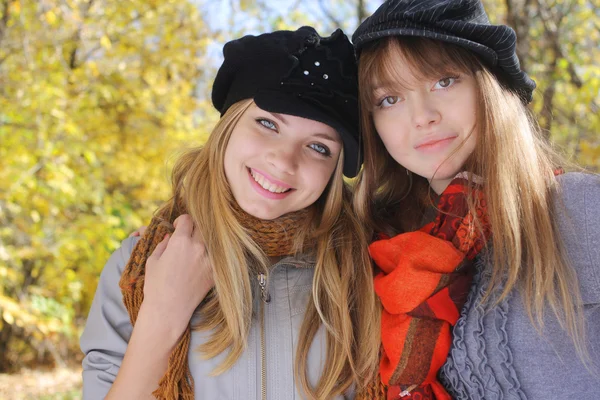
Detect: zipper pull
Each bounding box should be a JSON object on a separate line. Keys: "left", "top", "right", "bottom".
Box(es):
{"left": 257, "top": 273, "right": 271, "bottom": 303}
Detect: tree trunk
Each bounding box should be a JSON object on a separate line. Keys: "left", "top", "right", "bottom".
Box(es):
{"left": 0, "top": 321, "right": 13, "bottom": 372}
{"left": 357, "top": 0, "right": 367, "bottom": 24}
{"left": 505, "top": 0, "right": 534, "bottom": 72}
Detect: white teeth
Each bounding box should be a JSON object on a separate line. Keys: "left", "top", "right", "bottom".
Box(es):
{"left": 250, "top": 170, "right": 290, "bottom": 193}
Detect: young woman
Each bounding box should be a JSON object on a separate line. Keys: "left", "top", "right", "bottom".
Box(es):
{"left": 351, "top": 1, "right": 600, "bottom": 399}
{"left": 80, "top": 26, "right": 380, "bottom": 400}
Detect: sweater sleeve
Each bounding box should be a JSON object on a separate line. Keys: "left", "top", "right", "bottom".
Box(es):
{"left": 555, "top": 172, "right": 600, "bottom": 305}
{"left": 80, "top": 236, "right": 139, "bottom": 400}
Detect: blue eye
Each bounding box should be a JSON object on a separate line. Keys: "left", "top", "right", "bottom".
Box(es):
{"left": 257, "top": 118, "right": 277, "bottom": 130}
{"left": 309, "top": 143, "right": 331, "bottom": 156}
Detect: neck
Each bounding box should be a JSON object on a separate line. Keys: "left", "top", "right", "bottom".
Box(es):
{"left": 429, "top": 178, "right": 452, "bottom": 195}
{"left": 232, "top": 201, "right": 314, "bottom": 257}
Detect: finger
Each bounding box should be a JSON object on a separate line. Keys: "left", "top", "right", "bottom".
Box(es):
{"left": 129, "top": 231, "right": 139, "bottom": 237}
{"left": 173, "top": 214, "right": 193, "bottom": 237}
{"left": 150, "top": 234, "right": 170, "bottom": 260}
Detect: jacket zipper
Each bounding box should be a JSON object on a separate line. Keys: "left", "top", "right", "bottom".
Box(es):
{"left": 258, "top": 273, "right": 270, "bottom": 400}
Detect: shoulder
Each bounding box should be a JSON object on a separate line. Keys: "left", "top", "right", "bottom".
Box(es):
{"left": 553, "top": 172, "right": 600, "bottom": 304}
{"left": 555, "top": 171, "right": 600, "bottom": 200}
{"left": 88, "top": 236, "right": 141, "bottom": 307}
{"left": 104, "top": 236, "right": 141, "bottom": 277}
{"left": 553, "top": 171, "right": 600, "bottom": 231}
{"left": 80, "top": 236, "right": 141, "bottom": 395}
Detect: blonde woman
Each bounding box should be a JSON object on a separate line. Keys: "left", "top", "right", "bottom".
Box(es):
{"left": 352, "top": 1, "right": 600, "bottom": 399}
{"left": 80, "top": 26, "right": 380, "bottom": 400}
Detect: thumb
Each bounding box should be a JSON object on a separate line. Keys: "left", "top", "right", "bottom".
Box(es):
{"left": 150, "top": 234, "right": 170, "bottom": 260}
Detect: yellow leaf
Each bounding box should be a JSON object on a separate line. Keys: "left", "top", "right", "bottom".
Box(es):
{"left": 2, "top": 310, "right": 14, "bottom": 325}
{"left": 100, "top": 35, "right": 112, "bottom": 50}
{"left": 88, "top": 61, "right": 100, "bottom": 77}
{"left": 11, "top": 1, "right": 21, "bottom": 14}
{"left": 31, "top": 210, "right": 41, "bottom": 223}
{"left": 45, "top": 11, "right": 57, "bottom": 25}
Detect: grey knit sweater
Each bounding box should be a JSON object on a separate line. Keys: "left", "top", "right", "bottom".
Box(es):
{"left": 440, "top": 172, "right": 600, "bottom": 399}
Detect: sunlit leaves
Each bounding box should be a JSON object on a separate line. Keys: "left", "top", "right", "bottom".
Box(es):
{"left": 0, "top": 0, "right": 215, "bottom": 369}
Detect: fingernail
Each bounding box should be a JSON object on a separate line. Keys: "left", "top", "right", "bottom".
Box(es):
{"left": 164, "top": 234, "right": 169, "bottom": 240}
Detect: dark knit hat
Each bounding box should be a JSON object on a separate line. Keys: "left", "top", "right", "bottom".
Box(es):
{"left": 212, "top": 26, "right": 361, "bottom": 177}
{"left": 352, "top": 0, "right": 536, "bottom": 103}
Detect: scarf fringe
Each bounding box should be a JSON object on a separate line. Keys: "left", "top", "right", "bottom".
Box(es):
{"left": 356, "top": 373, "right": 387, "bottom": 400}
{"left": 152, "top": 330, "right": 194, "bottom": 400}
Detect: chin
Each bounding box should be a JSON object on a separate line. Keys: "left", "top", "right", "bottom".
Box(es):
{"left": 252, "top": 212, "right": 281, "bottom": 221}
{"left": 240, "top": 204, "right": 282, "bottom": 221}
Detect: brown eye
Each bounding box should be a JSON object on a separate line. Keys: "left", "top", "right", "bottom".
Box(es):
{"left": 378, "top": 96, "right": 400, "bottom": 108}
{"left": 434, "top": 77, "right": 458, "bottom": 90}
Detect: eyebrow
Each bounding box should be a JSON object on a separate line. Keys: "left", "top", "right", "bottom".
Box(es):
{"left": 270, "top": 112, "right": 289, "bottom": 125}
{"left": 372, "top": 81, "right": 411, "bottom": 94}
{"left": 372, "top": 81, "right": 396, "bottom": 92}
{"left": 312, "top": 132, "right": 339, "bottom": 143}
{"left": 270, "top": 112, "right": 339, "bottom": 143}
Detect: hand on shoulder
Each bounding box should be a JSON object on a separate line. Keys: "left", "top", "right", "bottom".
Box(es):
{"left": 140, "top": 214, "right": 214, "bottom": 333}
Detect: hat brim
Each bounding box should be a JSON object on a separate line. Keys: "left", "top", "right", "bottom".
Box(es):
{"left": 355, "top": 27, "right": 498, "bottom": 67}
{"left": 254, "top": 91, "right": 360, "bottom": 178}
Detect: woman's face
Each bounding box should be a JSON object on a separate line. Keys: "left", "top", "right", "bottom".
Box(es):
{"left": 370, "top": 58, "right": 478, "bottom": 194}
{"left": 224, "top": 103, "right": 342, "bottom": 220}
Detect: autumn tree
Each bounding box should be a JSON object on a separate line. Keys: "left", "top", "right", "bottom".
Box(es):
{"left": 488, "top": 0, "right": 600, "bottom": 169}
{"left": 0, "top": 0, "right": 215, "bottom": 371}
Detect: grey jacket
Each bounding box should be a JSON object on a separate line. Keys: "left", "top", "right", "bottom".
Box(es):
{"left": 440, "top": 172, "right": 600, "bottom": 399}
{"left": 80, "top": 237, "right": 350, "bottom": 399}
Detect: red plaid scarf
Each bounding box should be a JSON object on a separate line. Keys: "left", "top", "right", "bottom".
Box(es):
{"left": 368, "top": 175, "right": 491, "bottom": 400}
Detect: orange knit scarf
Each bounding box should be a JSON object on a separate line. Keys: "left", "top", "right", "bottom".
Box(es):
{"left": 357, "top": 175, "right": 491, "bottom": 400}
{"left": 118, "top": 202, "right": 311, "bottom": 399}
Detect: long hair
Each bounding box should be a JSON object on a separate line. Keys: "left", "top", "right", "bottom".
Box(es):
{"left": 354, "top": 37, "right": 588, "bottom": 362}
{"left": 157, "top": 99, "right": 380, "bottom": 398}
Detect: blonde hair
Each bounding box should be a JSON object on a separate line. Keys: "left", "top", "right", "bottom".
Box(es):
{"left": 158, "top": 99, "right": 380, "bottom": 398}
{"left": 354, "top": 37, "right": 588, "bottom": 362}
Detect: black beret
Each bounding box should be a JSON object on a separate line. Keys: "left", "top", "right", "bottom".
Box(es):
{"left": 212, "top": 26, "right": 361, "bottom": 178}
{"left": 352, "top": 0, "right": 536, "bottom": 103}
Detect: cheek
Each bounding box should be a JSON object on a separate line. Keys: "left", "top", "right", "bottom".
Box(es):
{"left": 226, "top": 132, "right": 260, "bottom": 164}
{"left": 223, "top": 133, "right": 251, "bottom": 184}
{"left": 464, "top": 130, "right": 478, "bottom": 156}
{"left": 223, "top": 146, "right": 235, "bottom": 178}
{"left": 373, "top": 113, "right": 408, "bottom": 149}
{"left": 462, "top": 89, "right": 478, "bottom": 130}
{"left": 459, "top": 105, "right": 478, "bottom": 153}
{"left": 304, "top": 161, "right": 336, "bottom": 194}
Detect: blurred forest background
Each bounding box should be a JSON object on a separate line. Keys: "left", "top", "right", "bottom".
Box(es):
{"left": 0, "top": 0, "right": 599, "bottom": 398}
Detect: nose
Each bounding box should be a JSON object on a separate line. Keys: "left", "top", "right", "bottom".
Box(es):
{"left": 411, "top": 96, "right": 441, "bottom": 129}
{"left": 265, "top": 143, "right": 298, "bottom": 175}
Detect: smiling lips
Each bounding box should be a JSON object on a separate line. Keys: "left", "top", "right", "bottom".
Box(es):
{"left": 414, "top": 134, "right": 458, "bottom": 153}
{"left": 248, "top": 168, "right": 294, "bottom": 199}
